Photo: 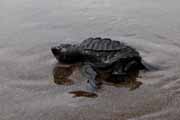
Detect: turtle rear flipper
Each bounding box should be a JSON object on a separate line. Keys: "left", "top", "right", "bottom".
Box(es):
{"left": 111, "top": 64, "right": 128, "bottom": 83}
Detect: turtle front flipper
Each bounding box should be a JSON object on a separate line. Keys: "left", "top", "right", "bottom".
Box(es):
{"left": 81, "top": 64, "right": 101, "bottom": 91}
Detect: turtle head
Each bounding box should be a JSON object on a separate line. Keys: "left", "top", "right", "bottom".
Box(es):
{"left": 51, "top": 44, "right": 82, "bottom": 64}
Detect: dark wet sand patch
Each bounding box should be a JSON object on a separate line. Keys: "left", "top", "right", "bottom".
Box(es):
{"left": 69, "top": 90, "right": 98, "bottom": 98}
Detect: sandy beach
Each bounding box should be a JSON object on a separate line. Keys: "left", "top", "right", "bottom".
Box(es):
{"left": 1, "top": 0, "right": 180, "bottom": 119}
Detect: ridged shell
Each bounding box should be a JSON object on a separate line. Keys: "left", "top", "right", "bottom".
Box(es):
{"left": 80, "top": 37, "right": 127, "bottom": 51}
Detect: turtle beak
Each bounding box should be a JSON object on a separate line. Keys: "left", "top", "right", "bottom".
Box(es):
{"left": 51, "top": 47, "right": 60, "bottom": 56}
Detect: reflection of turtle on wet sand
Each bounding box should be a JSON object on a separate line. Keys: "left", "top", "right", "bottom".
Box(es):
{"left": 51, "top": 37, "right": 147, "bottom": 97}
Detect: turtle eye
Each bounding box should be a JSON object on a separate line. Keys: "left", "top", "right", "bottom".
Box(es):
{"left": 56, "top": 46, "right": 61, "bottom": 50}
{"left": 61, "top": 48, "right": 67, "bottom": 52}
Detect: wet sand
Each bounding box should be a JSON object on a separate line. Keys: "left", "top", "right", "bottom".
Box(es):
{"left": 1, "top": 0, "right": 180, "bottom": 119}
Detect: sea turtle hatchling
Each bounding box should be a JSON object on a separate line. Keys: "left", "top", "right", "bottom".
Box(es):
{"left": 51, "top": 37, "right": 147, "bottom": 91}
